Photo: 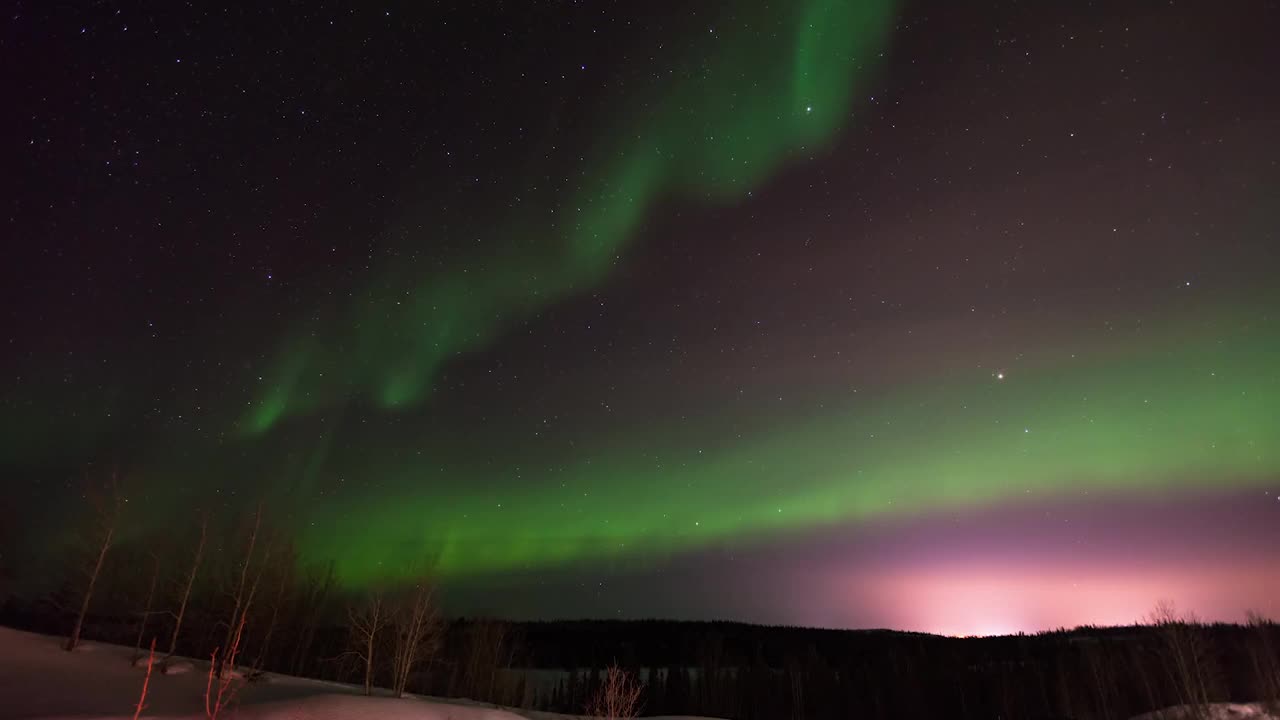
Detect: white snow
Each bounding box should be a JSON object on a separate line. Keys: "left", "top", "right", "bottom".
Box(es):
{"left": 160, "top": 659, "right": 195, "bottom": 676}
{"left": 1131, "top": 704, "right": 1280, "bottom": 719}
{"left": 17, "top": 624, "right": 1279, "bottom": 720}
{"left": 0, "top": 626, "right": 721, "bottom": 720}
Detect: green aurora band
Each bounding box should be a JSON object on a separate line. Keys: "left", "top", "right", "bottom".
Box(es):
{"left": 6, "top": 0, "right": 1280, "bottom": 619}
{"left": 207, "top": 0, "right": 1280, "bottom": 587}
{"left": 18, "top": 0, "right": 1269, "bottom": 592}
{"left": 244, "top": 0, "right": 899, "bottom": 432}
{"left": 295, "top": 314, "right": 1278, "bottom": 587}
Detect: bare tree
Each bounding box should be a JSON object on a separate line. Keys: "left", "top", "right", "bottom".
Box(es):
{"left": 221, "top": 506, "right": 261, "bottom": 652}
{"left": 1085, "top": 642, "right": 1115, "bottom": 720}
{"left": 66, "top": 470, "right": 123, "bottom": 651}
{"left": 460, "top": 618, "right": 516, "bottom": 702}
{"left": 239, "top": 535, "right": 274, "bottom": 630}
{"left": 1149, "top": 600, "right": 1216, "bottom": 718}
{"left": 205, "top": 613, "right": 248, "bottom": 720}
{"left": 1247, "top": 610, "right": 1280, "bottom": 712}
{"left": 289, "top": 561, "right": 334, "bottom": 676}
{"left": 165, "top": 514, "right": 207, "bottom": 660}
{"left": 347, "top": 592, "right": 390, "bottom": 695}
{"left": 1128, "top": 642, "right": 1161, "bottom": 713}
{"left": 587, "top": 664, "right": 643, "bottom": 720}
{"left": 218, "top": 504, "right": 268, "bottom": 675}
{"left": 389, "top": 580, "right": 443, "bottom": 698}
{"left": 132, "top": 552, "right": 161, "bottom": 664}
{"left": 250, "top": 543, "right": 296, "bottom": 674}
{"left": 132, "top": 638, "right": 156, "bottom": 720}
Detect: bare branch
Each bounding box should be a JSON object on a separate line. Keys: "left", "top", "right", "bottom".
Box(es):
{"left": 587, "top": 664, "right": 643, "bottom": 720}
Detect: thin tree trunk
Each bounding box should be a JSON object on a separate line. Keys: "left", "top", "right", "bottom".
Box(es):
{"left": 226, "top": 538, "right": 272, "bottom": 677}
{"left": 66, "top": 524, "right": 114, "bottom": 651}
{"left": 291, "top": 562, "right": 333, "bottom": 676}
{"left": 252, "top": 568, "right": 290, "bottom": 672}
{"left": 220, "top": 506, "right": 262, "bottom": 671}
{"left": 352, "top": 594, "right": 386, "bottom": 694}
{"left": 366, "top": 627, "right": 376, "bottom": 695}
{"left": 133, "top": 554, "right": 161, "bottom": 662}
{"left": 166, "top": 517, "right": 207, "bottom": 658}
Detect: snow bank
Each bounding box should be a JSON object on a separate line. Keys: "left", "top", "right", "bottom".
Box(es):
{"left": 0, "top": 626, "right": 725, "bottom": 720}
{"left": 1132, "top": 704, "right": 1280, "bottom": 719}
{"left": 210, "top": 694, "right": 532, "bottom": 720}
{"left": 160, "top": 659, "right": 195, "bottom": 676}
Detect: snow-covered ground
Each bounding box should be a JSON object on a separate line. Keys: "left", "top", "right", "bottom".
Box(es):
{"left": 1131, "top": 704, "right": 1280, "bottom": 720}
{"left": 8, "top": 624, "right": 1275, "bottom": 720}
{"left": 0, "top": 626, "right": 719, "bottom": 720}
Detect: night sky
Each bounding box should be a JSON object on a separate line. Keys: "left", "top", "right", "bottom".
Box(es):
{"left": 4, "top": 1, "right": 1280, "bottom": 635}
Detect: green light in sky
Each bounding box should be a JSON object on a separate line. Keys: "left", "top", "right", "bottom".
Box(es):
{"left": 243, "top": 0, "right": 899, "bottom": 433}
{"left": 291, "top": 320, "right": 1278, "bottom": 587}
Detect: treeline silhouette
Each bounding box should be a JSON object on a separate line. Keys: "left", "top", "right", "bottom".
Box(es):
{"left": 2, "top": 482, "right": 1278, "bottom": 719}
{"left": 7, "top": 591, "right": 1280, "bottom": 720}
{"left": 512, "top": 617, "right": 1280, "bottom": 719}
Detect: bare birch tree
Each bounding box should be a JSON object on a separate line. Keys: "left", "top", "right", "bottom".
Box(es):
{"left": 347, "top": 592, "right": 390, "bottom": 695}
{"left": 389, "top": 580, "right": 442, "bottom": 698}
{"left": 218, "top": 504, "right": 263, "bottom": 675}
{"left": 1247, "top": 610, "right": 1280, "bottom": 713}
{"left": 1149, "top": 600, "right": 1215, "bottom": 718}
{"left": 460, "top": 618, "right": 514, "bottom": 702}
{"left": 205, "top": 613, "right": 248, "bottom": 719}
{"left": 251, "top": 543, "right": 296, "bottom": 674}
{"left": 162, "top": 512, "right": 207, "bottom": 666}
{"left": 587, "top": 664, "right": 643, "bottom": 720}
{"left": 289, "top": 561, "right": 334, "bottom": 676}
{"left": 131, "top": 552, "right": 161, "bottom": 664}
{"left": 65, "top": 470, "right": 123, "bottom": 651}
{"left": 132, "top": 638, "right": 156, "bottom": 720}
{"left": 165, "top": 514, "right": 207, "bottom": 661}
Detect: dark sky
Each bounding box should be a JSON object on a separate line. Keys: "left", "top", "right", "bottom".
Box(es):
{"left": 4, "top": 0, "right": 1280, "bottom": 633}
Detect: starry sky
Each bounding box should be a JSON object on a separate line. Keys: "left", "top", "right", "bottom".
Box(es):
{"left": 4, "top": 1, "right": 1280, "bottom": 634}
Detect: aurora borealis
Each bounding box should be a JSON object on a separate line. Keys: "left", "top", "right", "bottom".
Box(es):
{"left": 240, "top": 0, "right": 897, "bottom": 431}
{"left": 292, "top": 310, "right": 1280, "bottom": 585}
{"left": 5, "top": 1, "right": 1279, "bottom": 634}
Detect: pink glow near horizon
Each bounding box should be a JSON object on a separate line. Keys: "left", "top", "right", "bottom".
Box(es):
{"left": 826, "top": 559, "right": 1280, "bottom": 636}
